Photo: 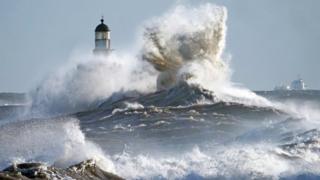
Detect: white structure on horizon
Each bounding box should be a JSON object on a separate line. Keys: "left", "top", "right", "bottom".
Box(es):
{"left": 93, "top": 17, "right": 112, "bottom": 54}
{"left": 290, "top": 78, "right": 307, "bottom": 90}
{"left": 274, "top": 78, "right": 307, "bottom": 91}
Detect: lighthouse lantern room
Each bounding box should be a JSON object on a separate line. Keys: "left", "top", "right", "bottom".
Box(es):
{"left": 93, "top": 17, "right": 111, "bottom": 54}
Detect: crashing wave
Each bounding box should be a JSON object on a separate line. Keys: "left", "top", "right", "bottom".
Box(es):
{"left": 28, "top": 3, "right": 272, "bottom": 117}
{"left": 0, "top": 117, "right": 115, "bottom": 173}
{"left": 142, "top": 4, "right": 227, "bottom": 90}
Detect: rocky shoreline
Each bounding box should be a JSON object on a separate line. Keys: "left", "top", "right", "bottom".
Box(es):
{"left": 0, "top": 159, "right": 123, "bottom": 180}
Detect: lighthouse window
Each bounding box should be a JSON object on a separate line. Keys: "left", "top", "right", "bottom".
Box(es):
{"left": 102, "top": 33, "right": 107, "bottom": 39}
{"left": 96, "top": 33, "right": 102, "bottom": 39}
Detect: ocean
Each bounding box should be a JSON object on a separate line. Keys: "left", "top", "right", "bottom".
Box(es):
{"left": 1, "top": 3, "right": 320, "bottom": 180}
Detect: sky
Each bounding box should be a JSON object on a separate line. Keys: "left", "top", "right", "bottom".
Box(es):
{"left": 0, "top": 0, "right": 319, "bottom": 92}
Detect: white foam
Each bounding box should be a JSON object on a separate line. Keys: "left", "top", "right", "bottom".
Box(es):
{"left": 31, "top": 52, "right": 157, "bottom": 115}
{"left": 142, "top": 3, "right": 273, "bottom": 107}
{"left": 0, "top": 117, "right": 115, "bottom": 173}
{"left": 28, "top": 3, "right": 276, "bottom": 118}
{"left": 111, "top": 145, "right": 292, "bottom": 179}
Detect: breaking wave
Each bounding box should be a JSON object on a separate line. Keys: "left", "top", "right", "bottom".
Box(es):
{"left": 29, "top": 3, "right": 270, "bottom": 116}
{"left": 0, "top": 117, "right": 115, "bottom": 173}
{"left": 142, "top": 4, "right": 227, "bottom": 89}
{"left": 141, "top": 4, "right": 271, "bottom": 107}
{"left": 112, "top": 145, "right": 288, "bottom": 179}
{"left": 30, "top": 53, "right": 157, "bottom": 115}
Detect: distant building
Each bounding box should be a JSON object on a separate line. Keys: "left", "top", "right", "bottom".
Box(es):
{"left": 93, "top": 17, "right": 112, "bottom": 55}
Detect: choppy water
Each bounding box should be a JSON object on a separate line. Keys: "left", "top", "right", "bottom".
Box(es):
{"left": 1, "top": 3, "right": 320, "bottom": 180}
{"left": 1, "top": 88, "right": 320, "bottom": 179}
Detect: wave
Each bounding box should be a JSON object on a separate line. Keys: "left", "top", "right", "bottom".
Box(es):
{"left": 99, "top": 82, "right": 217, "bottom": 110}
{"left": 29, "top": 53, "right": 157, "bottom": 116}
{"left": 142, "top": 4, "right": 227, "bottom": 90}
{"left": 0, "top": 117, "right": 115, "bottom": 173}
{"left": 141, "top": 3, "right": 272, "bottom": 108}
{"left": 109, "top": 145, "right": 290, "bottom": 179}
{"left": 27, "top": 3, "right": 272, "bottom": 117}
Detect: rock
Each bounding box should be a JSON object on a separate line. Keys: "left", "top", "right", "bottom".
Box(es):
{"left": 0, "top": 159, "right": 123, "bottom": 180}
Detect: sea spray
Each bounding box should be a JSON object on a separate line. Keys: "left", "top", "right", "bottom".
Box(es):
{"left": 142, "top": 4, "right": 227, "bottom": 90}
{"left": 142, "top": 3, "right": 272, "bottom": 107}
{"left": 30, "top": 3, "right": 273, "bottom": 117}
{"left": 110, "top": 145, "right": 290, "bottom": 179}
{"left": 0, "top": 117, "right": 115, "bottom": 173}
{"left": 31, "top": 52, "right": 157, "bottom": 115}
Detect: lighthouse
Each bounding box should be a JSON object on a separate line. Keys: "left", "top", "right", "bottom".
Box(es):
{"left": 93, "top": 17, "right": 111, "bottom": 54}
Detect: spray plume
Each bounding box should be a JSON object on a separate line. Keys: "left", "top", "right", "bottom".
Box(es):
{"left": 31, "top": 3, "right": 270, "bottom": 115}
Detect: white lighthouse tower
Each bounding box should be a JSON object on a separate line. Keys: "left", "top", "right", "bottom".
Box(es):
{"left": 93, "top": 17, "right": 111, "bottom": 54}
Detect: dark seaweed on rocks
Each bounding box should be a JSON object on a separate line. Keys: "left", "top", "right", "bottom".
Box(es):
{"left": 0, "top": 159, "right": 123, "bottom": 180}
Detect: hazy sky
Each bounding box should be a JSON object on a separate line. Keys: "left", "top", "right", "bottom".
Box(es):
{"left": 0, "top": 0, "right": 319, "bottom": 92}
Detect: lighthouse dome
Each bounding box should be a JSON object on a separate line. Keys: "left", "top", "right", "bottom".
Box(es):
{"left": 95, "top": 19, "right": 109, "bottom": 32}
